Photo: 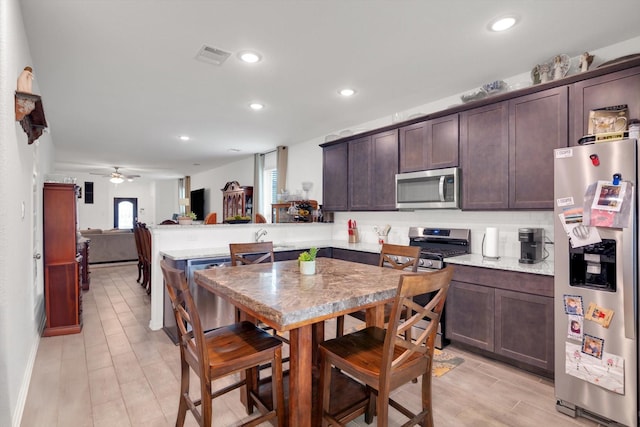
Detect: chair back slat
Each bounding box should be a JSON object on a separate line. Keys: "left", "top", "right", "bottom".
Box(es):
{"left": 378, "top": 243, "right": 420, "bottom": 271}
{"left": 383, "top": 266, "right": 453, "bottom": 370}
{"left": 229, "top": 242, "right": 275, "bottom": 266}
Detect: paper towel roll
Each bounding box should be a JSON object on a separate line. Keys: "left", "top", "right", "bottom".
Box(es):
{"left": 484, "top": 227, "right": 499, "bottom": 258}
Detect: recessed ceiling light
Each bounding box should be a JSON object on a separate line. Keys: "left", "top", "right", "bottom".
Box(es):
{"left": 179, "top": 135, "right": 190, "bottom": 141}
{"left": 339, "top": 88, "right": 356, "bottom": 97}
{"left": 489, "top": 15, "right": 518, "bottom": 32}
{"left": 238, "top": 51, "right": 262, "bottom": 63}
{"left": 249, "top": 102, "right": 264, "bottom": 111}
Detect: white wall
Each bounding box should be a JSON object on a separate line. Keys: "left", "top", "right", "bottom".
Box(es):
{"left": 0, "top": 1, "right": 54, "bottom": 425}
{"left": 190, "top": 155, "right": 254, "bottom": 221}
{"left": 58, "top": 171, "right": 159, "bottom": 229}
{"left": 155, "top": 178, "right": 180, "bottom": 223}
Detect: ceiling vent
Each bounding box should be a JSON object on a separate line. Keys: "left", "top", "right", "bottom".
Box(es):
{"left": 195, "top": 45, "right": 231, "bottom": 66}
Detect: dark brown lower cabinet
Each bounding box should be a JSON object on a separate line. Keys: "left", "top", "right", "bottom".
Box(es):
{"left": 330, "top": 248, "right": 379, "bottom": 265}
{"left": 445, "top": 264, "right": 554, "bottom": 376}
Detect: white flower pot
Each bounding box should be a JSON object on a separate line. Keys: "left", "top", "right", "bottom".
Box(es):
{"left": 178, "top": 218, "right": 193, "bottom": 225}
{"left": 299, "top": 260, "right": 316, "bottom": 275}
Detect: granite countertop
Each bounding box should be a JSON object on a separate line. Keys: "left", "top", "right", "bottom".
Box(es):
{"left": 161, "top": 239, "right": 554, "bottom": 276}
{"left": 444, "top": 253, "right": 554, "bottom": 276}
{"left": 194, "top": 258, "right": 405, "bottom": 330}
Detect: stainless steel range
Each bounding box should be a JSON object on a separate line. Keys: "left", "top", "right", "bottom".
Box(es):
{"left": 408, "top": 227, "right": 471, "bottom": 270}
{"left": 408, "top": 227, "right": 471, "bottom": 349}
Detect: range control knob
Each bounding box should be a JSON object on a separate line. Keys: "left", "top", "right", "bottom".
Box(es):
{"left": 420, "top": 259, "right": 433, "bottom": 268}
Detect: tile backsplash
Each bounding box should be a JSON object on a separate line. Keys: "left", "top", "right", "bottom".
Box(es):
{"left": 333, "top": 210, "right": 555, "bottom": 260}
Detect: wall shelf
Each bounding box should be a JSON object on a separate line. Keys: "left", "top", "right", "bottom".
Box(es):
{"left": 15, "top": 91, "right": 47, "bottom": 144}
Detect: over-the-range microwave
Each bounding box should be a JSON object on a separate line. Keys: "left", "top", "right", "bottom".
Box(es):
{"left": 395, "top": 167, "right": 460, "bottom": 209}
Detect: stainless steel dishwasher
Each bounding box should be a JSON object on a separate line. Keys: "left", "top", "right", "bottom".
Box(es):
{"left": 163, "top": 257, "right": 235, "bottom": 344}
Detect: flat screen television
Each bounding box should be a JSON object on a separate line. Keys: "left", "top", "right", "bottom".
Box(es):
{"left": 190, "top": 188, "right": 205, "bottom": 221}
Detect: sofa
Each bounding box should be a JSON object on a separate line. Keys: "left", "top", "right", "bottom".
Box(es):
{"left": 79, "top": 229, "right": 138, "bottom": 264}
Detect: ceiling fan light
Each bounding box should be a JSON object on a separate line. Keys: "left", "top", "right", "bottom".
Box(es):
{"left": 110, "top": 176, "right": 124, "bottom": 184}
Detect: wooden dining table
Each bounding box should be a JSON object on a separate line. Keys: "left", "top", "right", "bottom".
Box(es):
{"left": 194, "top": 257, "right": 407, "bottom": 427}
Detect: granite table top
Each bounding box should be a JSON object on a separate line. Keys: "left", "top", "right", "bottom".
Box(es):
{"left": 194, "top": 257, "right": 406, "bottom": 331}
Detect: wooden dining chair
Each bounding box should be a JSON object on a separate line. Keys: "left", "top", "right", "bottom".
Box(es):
{"left": 228, "top": 241, "right": 290, "bottom": 346}
{"left": 160, "top": 260, "right": 284, "bottom": 427}
{"left": 204, "top": 212, "right": 217, "bottom": 224}
{"left": 229, "top": 241, "right": 274, "bottom": 266}
{"left": 139, "top": 223, "right": 152, "bottom": 295}
{"left": 335, "top": 243, "right": 421, "bottom": 338}
{"left": 133, "top": 222, "right": 145, "bottom": 284}
{"left": 317, "top": 265, "right": 454, "bottom": 427}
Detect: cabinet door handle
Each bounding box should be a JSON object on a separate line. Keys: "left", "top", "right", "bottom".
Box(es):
{"left": 33, "top": 252, "right": 41, "bottom": 260}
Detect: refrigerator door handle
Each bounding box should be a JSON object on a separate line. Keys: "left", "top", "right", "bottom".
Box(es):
{"left": 623, "top": 275, "right": 636, "bottom": 340}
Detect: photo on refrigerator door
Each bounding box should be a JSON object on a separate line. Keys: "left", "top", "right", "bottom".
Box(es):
{"left": 592, "top": 181, "right": 627, "bottom": 212}
{"left": 563, "top": 295, "right": 584, "bottom": 316}
{"left": 567, "top": 315, "right": 583, "bottom": 341}
{"left": 582, "top": 334, "right": 604, "bottom": 359}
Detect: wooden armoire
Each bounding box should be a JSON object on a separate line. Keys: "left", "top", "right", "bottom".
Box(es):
{"left": 221, "top": 181, "right": 253, "bottom": 220}
{"left": 43, "top": 182, "right": 82, "bottom": 336}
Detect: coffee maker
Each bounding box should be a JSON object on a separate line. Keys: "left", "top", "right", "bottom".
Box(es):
{"left": 518, "top": 228, "right": 545, "bottom": 264}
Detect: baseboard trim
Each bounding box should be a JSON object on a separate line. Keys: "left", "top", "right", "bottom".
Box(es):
{"left": 12, "top": 322, "right": 43, "bottom": 427}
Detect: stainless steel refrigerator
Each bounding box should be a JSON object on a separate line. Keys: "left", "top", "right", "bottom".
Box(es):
{"left": 554, "top": 138, "right": 638, "bottom": 426}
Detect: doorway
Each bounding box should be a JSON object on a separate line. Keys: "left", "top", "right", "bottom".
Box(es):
{"left": 114, "top": 197, "right": 138, "bottom": 229}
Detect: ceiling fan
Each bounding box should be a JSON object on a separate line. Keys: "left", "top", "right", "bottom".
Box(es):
{"left": 91, "top": 167, "right": 141, "bottom": 184}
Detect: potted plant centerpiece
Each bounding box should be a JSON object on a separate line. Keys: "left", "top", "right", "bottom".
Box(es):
{"left": 178, "top": 211, "right": 197, "bottom": 225}
{"left": 298, "top": 247, "right": 318, "bottom": 275}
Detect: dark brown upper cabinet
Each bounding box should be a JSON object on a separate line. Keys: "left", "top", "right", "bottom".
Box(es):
{"left": 399, "top": 113, "right": 459, "bottom": 173}
{"left": 461, "top": 87, "right": 568, "bottom": 210}
{"left": 571, "top": 65, "right": 640, "bottom": 146}
{"left": 348, "top": 129, "right": 398, "bottom": 211}
{"left": 322, "top": 142, "right": 349, "bottom": 211}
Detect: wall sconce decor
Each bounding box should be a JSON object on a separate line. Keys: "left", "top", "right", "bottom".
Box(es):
{"left": 15, "top": 66, "right": 47, "bottom": 144}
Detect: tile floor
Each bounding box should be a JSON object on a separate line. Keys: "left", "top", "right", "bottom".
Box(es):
{"left": 20, "top": 263, "right": 600, "bottom": 426}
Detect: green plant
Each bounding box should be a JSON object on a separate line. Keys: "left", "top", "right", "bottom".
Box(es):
{"left": 186, "top": 211, "right": 197, "bottom": 220}
{"left": 298, "top": 247, "right": 318, "bottom": 262}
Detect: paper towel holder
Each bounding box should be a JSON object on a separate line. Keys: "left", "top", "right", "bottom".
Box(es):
{"left": 482, "top": 229, "right": 500, "bottom": 261}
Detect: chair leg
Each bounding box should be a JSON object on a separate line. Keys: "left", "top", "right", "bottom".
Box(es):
{"left": 317, "top": 352, "right": 332, "bottom": 426}
{"left": 146, "top": 270, "right": 152, "bottom": 295}
{"left": 272, "top": 348, "right": 285, "bottom": 427}
{"left": 176, "top": 359, "right": 190, "bottom": 427}
{"left": 243, "top": 367, "right": 256, "bottom": 415}
{"left": 365, "top": 385, "right": 376, "bottom": 424}
{"left": 201, "top": 379, "right": 213, "bottom": 427}
{"left": 422, "top": 371, "right": 434, "bottom": 427}
{"left": 375, "top": 388, "right": 390, "bottom": 427}
{"left": 136, "top": 261, "right": 143, "bottom": 283}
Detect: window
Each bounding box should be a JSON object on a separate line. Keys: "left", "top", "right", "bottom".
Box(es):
{"left": 261, "top": 151, "right": 277, "bottom": 222}
{"left": 114, "top": 198, "right": 138, "bottom": 229}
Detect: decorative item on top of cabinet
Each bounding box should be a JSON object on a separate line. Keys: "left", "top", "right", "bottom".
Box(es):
{"left": 571, "top": 65, "right": 640, "bottom": 146}
{"left": 16, "top": 66, "right": 48, "bottom": 144}
{"left": 222, "top": 181, "right": 253, "bottom": 221}
{"left": 43, "top": 183, "right": 82, "bottom": 336}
